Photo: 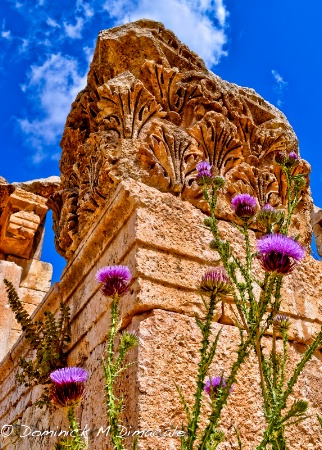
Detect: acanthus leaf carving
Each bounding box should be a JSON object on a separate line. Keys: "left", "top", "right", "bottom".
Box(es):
{"left": 140, "top": 61, "right": 224, "bottom": 128}
{"left": 96, "top": 72, "right": 166, "bottom": 140}
{"left": 226, "top": 163, "right": 280, "bottom": 208}
{"left": 139, "top": 120, "right": 202, "bottom": 193}
{"left": 187, "top": 111, "right": 244, "bottom": 176}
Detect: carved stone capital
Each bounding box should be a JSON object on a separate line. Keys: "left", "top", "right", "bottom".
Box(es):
{"left": 56, "top": 20, "right": 312, "bottom": 259}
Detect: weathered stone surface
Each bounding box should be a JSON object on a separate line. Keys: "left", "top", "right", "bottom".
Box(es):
{"left": 7, "top": 257, "right": 52, "bottom": 292}
{"left": 312, "top": 204, "right": 322, "bottom": 256}
{"left": 12, "top": 176, "right": 60, "bottom": 198}
{"left": 0, "top": 261, "right": 22, "bottom": 361}
{"left": 55, "top": 19, "right": 311, "bottom": 260}
{"left": 125, "top": 309, "right": 322, "bottom": 450}
{"left": 0, "top": 188, "right": 48, "bottom": 259}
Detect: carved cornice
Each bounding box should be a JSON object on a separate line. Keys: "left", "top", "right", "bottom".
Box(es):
{"left": 57, "top": 20, "right": 311, "bottom": 260}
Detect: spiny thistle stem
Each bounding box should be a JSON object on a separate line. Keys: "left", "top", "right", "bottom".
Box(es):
{"left": 67, "top": 407, "right": 87, "bottom": 450}
{"left": 198, "top": 331, "right": 254, "bottom": 450}
{"left": 103, "top": 295, "right": 126, "bottom": 450}
{"left": 186, "top": 293, "right": 218, "bottom": 450}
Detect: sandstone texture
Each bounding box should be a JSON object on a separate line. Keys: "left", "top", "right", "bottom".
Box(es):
{"left": 0, "top": 19, "right": 321, "bottom": 450}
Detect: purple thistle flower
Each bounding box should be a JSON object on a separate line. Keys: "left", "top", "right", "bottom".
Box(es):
{"left": 199, "top": 267, "right": 233, "bottom": 298}
{"left": 96, "top": 265, "right": 132, "bottom": 297}
{"left": 288, "top": 151, "right": 299, "bottom": 161}
{"left": 50, "top": 367, "right": 88, "bottom": 407}
{"left": 285, "top": 151, "right": 299, "bottom": 167}
{"left": 204, "top": 376, "right": 233, "bottom": 397}
{"left": 231, "top": 194, "right": 257, "bottom": 218}
{"left": 196, "top": 161, "right": 213, "bottom": 185}
{"left": 257, "top": 234, "right": 305, "bottom": 275}
{"left": 262, "top": 203, "right": 275, "bottom": 211}
{"left": 50, "top": 367, "right": 88, "bottom": 384}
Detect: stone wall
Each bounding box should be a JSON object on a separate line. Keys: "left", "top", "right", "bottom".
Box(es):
{"left": 0, "top": 19, "right": 322, "bottom": 450}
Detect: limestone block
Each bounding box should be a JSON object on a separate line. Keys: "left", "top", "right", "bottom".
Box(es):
{"left": 125, "top": 309, "right": 322, "bottom": 450}
{"left": 0, "top": 188, "right": 48, "bottom": 259}
{"left": 53, "top": 179, "right": 322, "bottom": 343}
{"left": 0, "top": 260, "right": 22, "bottom": 362}
{"left": 7, "top": 257, "right": 52, "bottom": 292}
{"left": 18, "top": 287, "right": 46, "bottom": 306}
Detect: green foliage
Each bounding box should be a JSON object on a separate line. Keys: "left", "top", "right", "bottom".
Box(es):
{"left": 103, "top": 296, "right": 138, "bottom": 450}
{"left": 192, "top": 162, "right": 321, "bottom": 449}
{"left": 4, "top": 279, "right": 71, "bottom": 407}
{"left": 54, "top": 439, "right": 75, "bottom": 450}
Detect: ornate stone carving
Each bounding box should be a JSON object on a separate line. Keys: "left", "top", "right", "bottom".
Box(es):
{"left": 0, "top": 188, "right": 48, "bottom": 259}
{"left": 56, "top": 19, "right": 311, "bottom": 260}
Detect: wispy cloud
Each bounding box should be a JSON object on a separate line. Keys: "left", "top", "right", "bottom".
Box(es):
{"left": 272, "top": 69, "right": 288, "bottom": 107}
{"left": 104, "top": 0, "right": 229, "bottom": 67}
{"left": 46, "top": 17, "right": 60, "bottom": 28}
{"left": 76, "top": 0, "right": 94, "bottom": 18}
{"left": 18, "top": 53, "right": 87, "bottom": 163}
{"left": 1, "top": 19, "right": 12, "bottom": 40}
{"left": 63, "top": 17, "right": 84, "bottom": 39}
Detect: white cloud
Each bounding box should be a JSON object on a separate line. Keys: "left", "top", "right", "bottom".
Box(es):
{"left": 104, "top": 0, "right": 228, "bottom": 67}
{"left": 18, "top": 53, "right": 87, "bottom": 162}
{"left": 272, "top": 70, "right": 287, "bottom": 90}
{"left": 272, "top": 69, "right": 287, "bottom": 107}
{"left": 47, "top": 17, "right": 60, "bottom": 28}
{"left": 1, "top": 30, "right": 11, "bottom": 39}
{"left": 214, "top": 0, "right": 227, "bottom": 27}
{"left": 83, "top": 44, "right": 95, "bottom": 64}
{"left": 18, "top": 38, "right": 30, "bottom": 53}
{"left": 63, "top": 17, "right": 84, "bottom": 39}
{"left": 1, "top": 19, "right": 12, "bottom": 40}
{"left": 77, "top": 0, "right": 94, "bottom": 18}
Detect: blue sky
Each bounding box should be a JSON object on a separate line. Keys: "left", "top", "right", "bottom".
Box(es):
{"left": 1, "top": 0, "right": 322, "bottom": 281}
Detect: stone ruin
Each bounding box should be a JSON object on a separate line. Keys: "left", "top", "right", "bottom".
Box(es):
{"left": 1, "top": 19, "right": 322, "bottom": 449}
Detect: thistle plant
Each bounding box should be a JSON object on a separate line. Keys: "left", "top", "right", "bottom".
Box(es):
{"left": 51, "top": 367, "right": 88, "bottom": 450}
{"left": 192, "top": 153, "right": 322, "bottom": 449}
{"left": 3, "top": 279, "right": 71, "bottom": 407}
{"left": 96, "top": 265, "right": 138, "bottom": 450}
{"left": 177, "top": 266, "right": 235, "bottom": 450}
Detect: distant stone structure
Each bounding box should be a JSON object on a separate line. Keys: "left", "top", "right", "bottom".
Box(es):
{"left": 1, "top": 19, "right": 322, "bottom": 449}
{"left": 0, "top": 177, "right": 59, "bottom": 361}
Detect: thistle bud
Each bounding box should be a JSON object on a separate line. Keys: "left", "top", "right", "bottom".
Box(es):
{"left": 231, "top": 194, "right": 257, "bottom": 218}
{"left": 196, "top": 161, "right": 214, "bottom": 185}
{"left": 199, "top": 267, "right": 233, "bottom": 298}
{"left": 275, "top": 151, "right": 288, "bottom": 165}
{"left": 273, "top": 314, "right": 290, "bottom": 332}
